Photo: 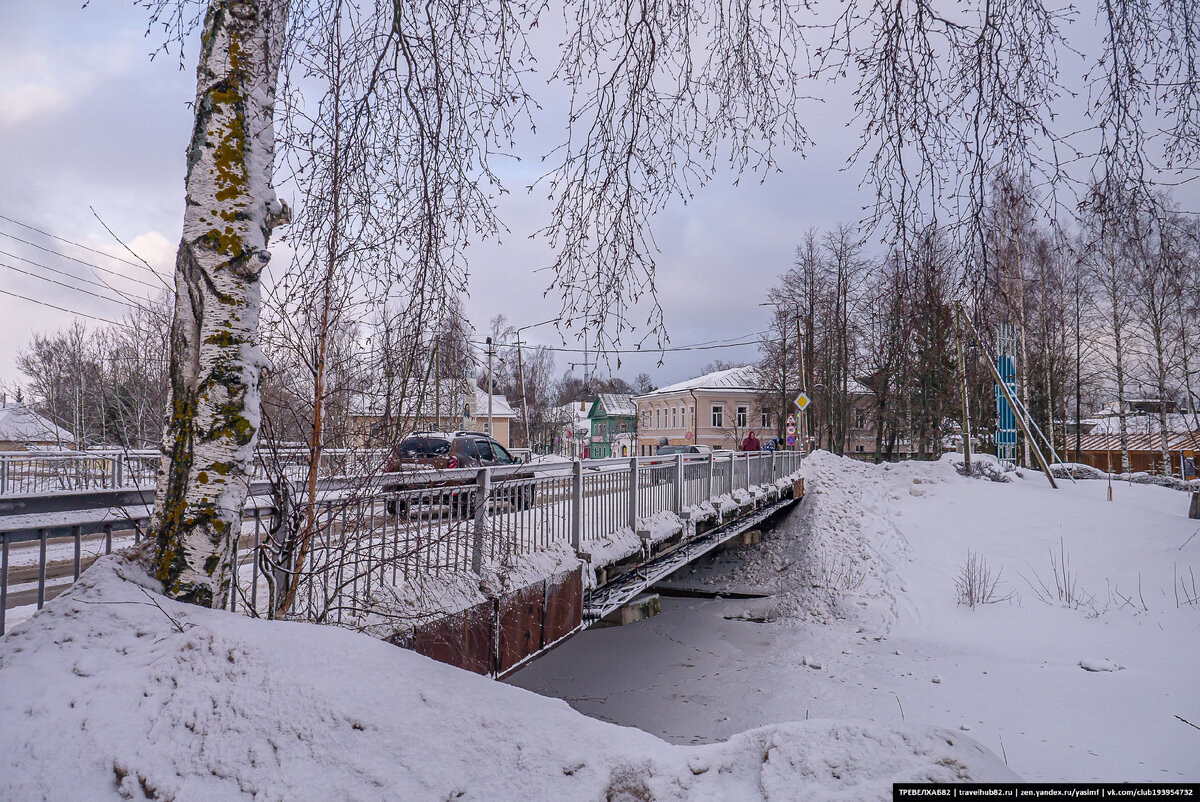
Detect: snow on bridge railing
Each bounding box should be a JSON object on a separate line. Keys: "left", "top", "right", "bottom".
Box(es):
{"left": 1, "top": 450, "right": 803, "bottom": 634}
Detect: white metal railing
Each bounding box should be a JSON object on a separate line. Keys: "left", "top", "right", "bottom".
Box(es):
{"left": 1, "top": 450, "right": 804, "bottom": 633}
{"left": 0, "top": 450, "right": 160, "bottom": 496}
{"left": 270, "top": 450, "right": 804, "bottom": 623}
{"left": 0, "top": 447, "right": 391, "bottom": 496}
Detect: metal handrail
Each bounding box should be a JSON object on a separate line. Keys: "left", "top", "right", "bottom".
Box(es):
{"left": 1, "top": 451, "right": 804, "bottom": 634}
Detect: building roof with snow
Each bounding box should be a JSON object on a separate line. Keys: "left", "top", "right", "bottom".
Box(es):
{"left": 1082, "top": 413, "right": 1197, "bottom": 436}
{"left": 588, "top": 394, "right": 636, "bottom": 419}
{"left": 0, "top": 402, "right": 75, "bottom": 448}
{"left": 635, "top": 365, "right": 767, "bottom": 399}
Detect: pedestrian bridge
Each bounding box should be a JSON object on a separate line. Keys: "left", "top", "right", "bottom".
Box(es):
{"left": 1, "top": 451, "right": 804, "bottom": 674}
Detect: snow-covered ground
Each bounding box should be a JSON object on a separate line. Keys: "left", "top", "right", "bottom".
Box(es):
{"left": 2, "top": 451, "right": 1194, "bottom": 798}
{"left": 0, "top": 555, "right": 1012, "bottom": 800}
{"left": 510, "top": 451, "right": 1200, "bottom": 782}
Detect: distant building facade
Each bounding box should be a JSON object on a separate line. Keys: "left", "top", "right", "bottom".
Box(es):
{"left": 548, "top": 401, "right": 591, "bottom": 458}
{"left": 349, "top": 381, "right": 517, "bottom": 449}
{"left": 586, "top": 394, "right": 637, "bottom": 458}
{"left": 633, "top": 366, "right": 775, "bottom": 455}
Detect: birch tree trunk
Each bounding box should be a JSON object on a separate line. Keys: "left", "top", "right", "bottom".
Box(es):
{"left": 151, "top": 0, "right": 289, "bottom": 606}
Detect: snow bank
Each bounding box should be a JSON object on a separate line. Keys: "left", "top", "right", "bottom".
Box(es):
{"left": 1049, "top": 462, "right": 1199, "bottom": 491}
{"left": 713, "top": 452, "right": 913, "bottom": 630}
{"left": 0, "top": 556, "right": 1015, "bottom": 800}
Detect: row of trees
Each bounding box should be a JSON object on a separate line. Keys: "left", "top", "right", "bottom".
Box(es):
{"left": 760, "top": 181, "right": 1200, "bottom": 470}
{"left": 7, "top": 300, "right": 659, "bottom": 456}
{"left": 5, "top": 301, "right": 170, "bottom": 450}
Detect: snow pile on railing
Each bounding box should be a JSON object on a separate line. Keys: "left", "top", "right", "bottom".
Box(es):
{"left": 0, "top": 555, "right": 1017, "bottom": 799}
{"left": 345, "top": 540, "right": 582, "bottom": 639}
{"left": 582, "top": 469, "right": 802, "bottom": 572}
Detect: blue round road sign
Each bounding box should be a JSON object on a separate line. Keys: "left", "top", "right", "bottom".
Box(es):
{"left": 785, "top": 434, "right": 796, "bottom": 446}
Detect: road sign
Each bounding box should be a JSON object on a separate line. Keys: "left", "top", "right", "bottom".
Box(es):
{"left": 786, "top": 413, "right": 796, "bottom": 426}
{"left": 786, "top": 434, "right": 796, "bottom": 446}
{"left": 786, "top": 424, "right": 797, "bottom": 436}
{"left": 793, "top": 392, "right": 810, "bottom": 411}
{"left": 685, "top": 431, "right": 694, "bottom": 441}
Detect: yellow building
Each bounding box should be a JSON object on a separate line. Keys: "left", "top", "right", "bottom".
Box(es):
{"left": 349, "top": 381, "right": 517, "bottom": 449}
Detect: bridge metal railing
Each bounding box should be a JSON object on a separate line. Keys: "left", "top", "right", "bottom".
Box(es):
{"left": 1, "top": 450, "right": 803, "bottom": 634}
{"left": 0, "top": 448, "right": 390, "bottom": 496}
{"left": 0, "top": 450, "right": 160, "bottom": 496}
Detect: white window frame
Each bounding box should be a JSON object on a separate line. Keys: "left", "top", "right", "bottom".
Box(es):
{"left": 672, "top": 407, "right": 678, "bottom": 429}
{"left": 736, "top": 405, "right": 748, "bottom": 428}
{"left": 711, "top": 404, "right": 723, "bottom": 428}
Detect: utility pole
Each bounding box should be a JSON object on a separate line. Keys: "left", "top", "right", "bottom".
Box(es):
{"left": 1080, "top": 262, "right": 1089, "bottom": 463}
{"left": 486, "top": 336, "right": 494, "bottom": 440}
{"left": 512, "top": 318, "right": 557, "bottom": 451}
{"left": 436, "top": 343, "right": 446, "bottom": 432}
{"left": 583, "top": 329, "right": 590, "bottom": 389}
{"left": 517, "top": 332, "right": 530, "bottom": 449}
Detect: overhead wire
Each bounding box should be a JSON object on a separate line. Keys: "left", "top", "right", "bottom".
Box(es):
{"left": 0, "top": 247, "right": 153, "bottom": 307}
{"left": 0, "top": 229, "right": 162, "bottom": 291}
{"left": 467, "top": 335, "right": 766, "bottom": 355}
{"left": 0, "top": 212, "right": 168, "bottom": 279}
{"left": 0, "top": 286, "right": 121, "bottom": 325}
{"left": 0, "top": 261, "right": 136, "bottom": 309}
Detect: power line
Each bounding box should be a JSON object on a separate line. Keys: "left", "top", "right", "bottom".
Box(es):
{"left": 0, "top": 286, "right": 120, "bottom": 325}
{"left": 0, "top": 247, "right": 152, "bottom": 306}
{"left": 468, "top": 336, "right": 765, "bottom": 355}
{"left": 0, "top": 261, "right": 135, "bottom": 308}
{"left": 0, "top": 212, "right": 168, "bottom": 279}
{"left": 0, "top": 229, "right": 162, "bottom": 291}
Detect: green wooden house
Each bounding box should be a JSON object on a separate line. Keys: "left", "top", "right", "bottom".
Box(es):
{"left": 586, "top": 394, "right": 637, "bottom": 458}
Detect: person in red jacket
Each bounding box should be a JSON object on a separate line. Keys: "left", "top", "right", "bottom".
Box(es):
{"left": 740, "top": 430, "right": 761, "bottom": 451}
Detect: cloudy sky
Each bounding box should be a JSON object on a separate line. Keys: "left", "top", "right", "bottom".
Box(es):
{"left": 0, "top": 1, "right": 875, "bottom": 395}
{"left": 1, "top": 2, "right": 1192, "bottom": 396}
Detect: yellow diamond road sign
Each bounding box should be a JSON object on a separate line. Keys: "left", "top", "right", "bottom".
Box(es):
{"left": 794, "top": 392, "right": 810, "bottom": 411}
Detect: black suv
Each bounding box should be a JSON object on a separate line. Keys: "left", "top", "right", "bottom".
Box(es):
{"left": 385, "top": 431, "right": 523, "bottom": 471}
{"left": 383, "top": 431, "right": 534, "bottom": 514}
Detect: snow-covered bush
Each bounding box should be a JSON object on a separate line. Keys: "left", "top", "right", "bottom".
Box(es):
{"left": 957, "top": 456, "right": 1013, "bottom": 483}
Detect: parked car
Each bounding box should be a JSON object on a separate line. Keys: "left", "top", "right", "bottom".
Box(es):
{"left": 655, "top": 444, "right": 712, "bottom": 456}
{"left": 383, "top": 431, "right": 535, "bottom": 514}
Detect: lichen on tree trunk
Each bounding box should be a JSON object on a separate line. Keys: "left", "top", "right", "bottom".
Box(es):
{"left": 151, "top": 0, "right": 289, "bottom": 606}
